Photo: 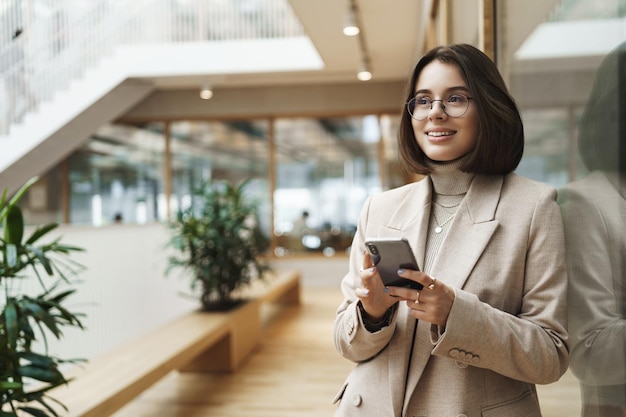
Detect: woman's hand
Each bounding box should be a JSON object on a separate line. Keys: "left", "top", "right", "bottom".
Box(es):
{"left": 355, "top": 251, "right": 398, "bottom": 321}
{"left": 384, "top": 269, "right": 455, "bottom": 327}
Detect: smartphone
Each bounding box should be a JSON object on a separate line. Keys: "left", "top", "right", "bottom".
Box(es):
{"left": 364, "top": 238, "right": 423, "bottom": 290}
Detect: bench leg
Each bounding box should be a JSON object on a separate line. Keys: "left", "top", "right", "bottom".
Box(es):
{"left": 276, "top": 280, "right": 301, "bottom": 304}
{"left": 179, "top": 299, "right": 262, "bottom": 372}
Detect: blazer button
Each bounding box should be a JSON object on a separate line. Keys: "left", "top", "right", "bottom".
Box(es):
{"left": 449, "top": 348, "right": 460, "bottom": 358}
{"left": 347, "top": 317, "right": 355, "bottom": 335}
{"left": 352, "top": 393, "right": 362, "bottom": 406}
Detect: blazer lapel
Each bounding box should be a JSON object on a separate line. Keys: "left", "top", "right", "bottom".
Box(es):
{"left": 429, "top": 174, "right": 503, "bottom": 289}
{"left": 379, "top": 178, "right": 433, "bottom": 270}
{"left": 388, "top": 304, "right": 417, "bottom": 416}
{"left": 400, "top": 175, "right": 503, "bottom": 413}
{"left": 379, "top": 179, "right": 433, "bottom": 416}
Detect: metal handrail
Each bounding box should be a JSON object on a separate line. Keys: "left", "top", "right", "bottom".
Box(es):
{"left": 0, "top": 0, "right": 304, "bottom": 135}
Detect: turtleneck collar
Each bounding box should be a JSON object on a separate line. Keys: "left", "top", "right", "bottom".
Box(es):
{"left": 427, "top": 156, "right": 475, "bottom": 196}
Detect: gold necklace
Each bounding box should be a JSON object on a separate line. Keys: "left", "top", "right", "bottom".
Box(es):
{"left": 432, "top": 196, "right": 461, "bottom": 233}
{"left": 434, "top": 200, "right": 461, "bottom": 210}
{"left": 433, "top": 212, "right": 455, "bottom": 234}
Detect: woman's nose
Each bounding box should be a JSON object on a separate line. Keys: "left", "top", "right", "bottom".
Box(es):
{"left": 428, "top": 100, "right": 447, "bottom": 119}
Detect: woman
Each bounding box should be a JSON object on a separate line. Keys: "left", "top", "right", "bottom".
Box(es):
{"left": 558, "top": 41, "right": 626, "bottom": 416}
{"left": 332, "top": 44, "right": 569, "bottom": 417}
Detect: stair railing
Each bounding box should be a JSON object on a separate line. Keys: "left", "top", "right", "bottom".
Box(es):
{"left": 0, "top": 0, "right": 304, "bottom": 136}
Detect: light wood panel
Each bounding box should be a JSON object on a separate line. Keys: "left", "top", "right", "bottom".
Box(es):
{"left": 111, "top": 287, "right": 581, "bottom": 417}
{"left": 44, "top": 270, "right": 300, "bottom": 417}
{"left": 111, "top": 288, "right": 351, "bottom": 416}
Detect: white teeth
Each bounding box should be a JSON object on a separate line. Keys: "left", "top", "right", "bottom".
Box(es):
{"left": 428, "top": 131, "right": 454, "bottom": 137}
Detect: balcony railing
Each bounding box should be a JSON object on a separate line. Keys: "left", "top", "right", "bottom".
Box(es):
{"left": 0, "top": 0, "right": 305, "bottom": 135}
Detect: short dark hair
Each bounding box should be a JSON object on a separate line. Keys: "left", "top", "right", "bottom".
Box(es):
{"left": 577, "top": 41, "right": 626, "bottom": 173}
{"left": 398, "top": 44, "right": 524, "bottom": 175}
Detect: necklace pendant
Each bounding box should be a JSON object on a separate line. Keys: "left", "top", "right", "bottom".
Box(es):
{"left": 435, "top": 226, "right": 443, "bottom": 234}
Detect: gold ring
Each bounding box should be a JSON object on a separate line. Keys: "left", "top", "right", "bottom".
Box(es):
{"left": 415, "top": 291, "right": 420, "bottom": 304}
{"left": 428, "top": 278, "right": 436, "bottom": 290}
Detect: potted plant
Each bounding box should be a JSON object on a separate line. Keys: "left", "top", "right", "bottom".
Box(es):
{"left": 0, "top": 177, "right": 86, "bottom": 416}
{"left": 166, "top": 178, "right": 271, "bottom": 311}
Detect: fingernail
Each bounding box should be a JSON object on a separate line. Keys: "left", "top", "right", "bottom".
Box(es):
{"left": 383, "top": 287, "right": 389, "bottom": 293}
{"left": 397, "top": 269, "right": 405, "bottom": 274}
{"left": 362, "top": 288, "right": 369, "bottom": 296}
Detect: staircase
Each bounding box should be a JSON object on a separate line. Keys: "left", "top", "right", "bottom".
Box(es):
{"left": 0, "top": 0, "right": 309, "bottom": 194}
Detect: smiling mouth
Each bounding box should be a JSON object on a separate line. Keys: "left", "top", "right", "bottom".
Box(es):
{"left": 427, "top": 131, "right": 456, "bottom": 137}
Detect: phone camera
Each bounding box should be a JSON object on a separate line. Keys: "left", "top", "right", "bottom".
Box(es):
{"left": 367, "top": 244, "right": 379, "bottom": 255}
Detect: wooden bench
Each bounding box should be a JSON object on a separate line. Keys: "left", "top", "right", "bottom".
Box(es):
{"left": 47, "top": 269, "right": 301, "bottom": 417}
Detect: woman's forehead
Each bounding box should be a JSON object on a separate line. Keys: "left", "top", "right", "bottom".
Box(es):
{"left": 414, "top": 61, "right": 468, "bottom": 93}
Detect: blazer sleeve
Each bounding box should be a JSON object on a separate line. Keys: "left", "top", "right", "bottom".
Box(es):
{"left": 559, "top": 181, "right": 626, "bottom": 386}
{"left": 333, "top": 196, "right": 399, "bottom": 363}
{"left": 431, "top": 186, "right": 570, "bottom": 385}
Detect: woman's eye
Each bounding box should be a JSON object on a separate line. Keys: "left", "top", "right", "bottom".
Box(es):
{"left": 448, "top": 94, "right": 466, "bottom": 103}
{"left": 416, "top": 97, "right": 431, "bottom": 105}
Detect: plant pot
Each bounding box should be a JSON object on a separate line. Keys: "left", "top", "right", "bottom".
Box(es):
{"left": 200, "top": 293, "right": 247, "bottom": 312}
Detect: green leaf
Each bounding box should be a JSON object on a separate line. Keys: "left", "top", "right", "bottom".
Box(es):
{"left": 16, "top": 406, "right": 51, "bottom": 417}
{"left": 19, "top": 352, "right": 56, "bottom": 368}
{"left": 3, "top": 205, "right": 24, "bottom": 246}
{"left": 4, "top": 300, "right": 19, "bottom": 349}
{"left": 22, "top": 301, "right": 60, "bottom": 338}
{"left": 5, "top": 243, "right": 18, "bottom": 268}
{"left": 51, "top": 243, "right": 84, "bottom": 253}
{"left": 29, "top": 397, "right": 62, "bottom": 417}
{"left": 0, "top": 380, "right": 22, "bottom": 390}
{"left": 0, "top": 176, "right": 38, "bottom": 225}
{"left": 18, "top": 365, "right": 65, "bottom": 384}
{"left": 26, "top": 246, "right": 53, "bottom": 276}
{"left": 24, "top": 223, "right": 58, "bottom": 245}
{"left": 47, "top": 289, "right": 76, "bottom": 304}
{"left": 0, "top": 187, "right": 7, "bottom": 214}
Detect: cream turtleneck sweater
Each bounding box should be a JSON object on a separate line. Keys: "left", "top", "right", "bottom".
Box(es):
{"left": 423, "top": 158, "right": 475, "bottom": 274}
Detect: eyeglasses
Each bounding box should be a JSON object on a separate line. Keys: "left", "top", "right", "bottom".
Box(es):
{"left": 406, "top": 93, "right": 473, "bottom": 121}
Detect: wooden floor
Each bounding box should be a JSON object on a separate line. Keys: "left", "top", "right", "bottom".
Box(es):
{"left": 112, "top": 287, "right": 581, "bottom": 417}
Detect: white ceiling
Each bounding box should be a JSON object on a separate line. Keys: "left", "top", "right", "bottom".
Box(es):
{"left": 144, "top": 0, "right": 429, "bottom": 90}
{"left": 137, "top": 0, "right": 582, "bottom": 92}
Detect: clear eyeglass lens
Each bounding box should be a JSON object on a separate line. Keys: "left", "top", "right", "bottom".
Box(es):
{"left": 407, "top": 94, "right": 470, "bottom": 120}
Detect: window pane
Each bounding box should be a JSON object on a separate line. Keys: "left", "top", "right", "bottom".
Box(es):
{"left": 13, "top": 166, "right": 64, "bottom": 226}
{"left": 273, "top": 116, "right": 381, "bottom": 257}
{"left": 168, "top": 120, "right": 271, "bottom": 236}
{"left": 68, "top": 124, "right": 166, "bottom": 226}
{"left": 380, "top": 114, "right": 410, "bottom": 189}
{"left": 496, "top": 1, "right": 626, "bottom": 415}
{"left": 498, "top": 0, "right": 625, "bottom": 186}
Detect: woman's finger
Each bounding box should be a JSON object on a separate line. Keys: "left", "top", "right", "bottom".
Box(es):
{"left": 362, "top": 250, "right": 376, "bottom": 271}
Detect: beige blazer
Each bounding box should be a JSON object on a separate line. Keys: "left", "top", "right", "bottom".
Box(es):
{"left": 559, "top": 171, "right": 626, "bottom": 414}
{"left": 333, "top": 173, "right": 569, "bottom": 417}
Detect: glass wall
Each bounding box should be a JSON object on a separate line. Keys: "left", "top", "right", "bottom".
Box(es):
{"left": 18, "top": 114, "right": 402, "bottom": 258}
{"left": 168, "top": 120, "right": 271, "bottom": 236}
{"left": 498, "top": 0, "right": 625, "bottom": 186}
{"left": 273, "top": 116, "right": 382, "bottom": 257}
{"left": 496, "top": 0, "right": 626, "bottom": 414}
{"left": 66, "top": 124, "right": 166, "bottom": 226}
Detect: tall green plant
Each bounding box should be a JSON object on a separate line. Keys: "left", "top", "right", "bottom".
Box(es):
{"left": 166, "top": 179, "right": 271, "bottom": 310}
{"left": 0, "top": 177, "right": 85, "bottom": 417}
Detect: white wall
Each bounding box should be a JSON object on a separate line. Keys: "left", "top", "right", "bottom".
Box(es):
{"left": 22, "top": 223, "right": 347, "bottom": 362}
